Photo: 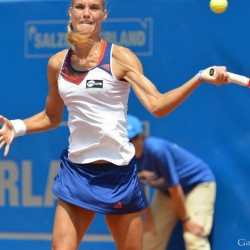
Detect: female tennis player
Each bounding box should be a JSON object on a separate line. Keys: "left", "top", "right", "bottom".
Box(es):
{"left": 0, "top": 0, "right": 230, "bottom": 249}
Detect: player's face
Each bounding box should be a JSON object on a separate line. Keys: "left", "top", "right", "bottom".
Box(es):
{"left": 69, "top": 0, "right": 107, "bottom": 36}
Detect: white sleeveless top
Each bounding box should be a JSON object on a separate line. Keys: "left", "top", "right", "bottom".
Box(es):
{"left": 57, "top": 41, "right": 135, "bottom": 165}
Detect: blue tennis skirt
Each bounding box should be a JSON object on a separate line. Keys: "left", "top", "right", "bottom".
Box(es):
{"left": 53, "top": 149, "right": 147, "bottom": 214}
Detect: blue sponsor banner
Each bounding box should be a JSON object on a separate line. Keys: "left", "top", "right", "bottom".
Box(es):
{"left": 25, "top": 20, "right": 69, "bottom": 58}
{"left": 24, "top": 17, "right": 153, "bottom": 58}
{"left": 101, "top": 18, "right": 153, "bottom": 56}
{"left": 1, "top": 0, "right": 250, "bottom": 250}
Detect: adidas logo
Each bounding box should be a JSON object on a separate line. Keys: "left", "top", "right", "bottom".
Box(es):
{"left": 113, "top": 202, "right": 123, "bottom": 208}
{"left": 101, "top": 64, "right": 110, "bottom": 71}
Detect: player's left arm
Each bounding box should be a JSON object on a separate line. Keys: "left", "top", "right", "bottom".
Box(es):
{"left": 112, "top": 45, "right": 229, "bottom": 118}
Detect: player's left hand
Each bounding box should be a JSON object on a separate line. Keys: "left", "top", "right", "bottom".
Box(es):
{"left": 0, "top": 115, "right": 15, "bottom": 156}
{"left": 201, "top": 66, "right": 230, "bottom": 86}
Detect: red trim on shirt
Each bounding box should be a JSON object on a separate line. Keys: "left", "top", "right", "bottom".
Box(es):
{"left": 97, "top": 40, "right": 107, "bottom": 65}
{"left": 60, "top": 40, "right": 108, "bottom": 85}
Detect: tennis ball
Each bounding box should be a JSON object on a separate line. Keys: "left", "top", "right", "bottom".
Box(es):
{"left": 210, "top": 0, "right": 228, "bottom": 14}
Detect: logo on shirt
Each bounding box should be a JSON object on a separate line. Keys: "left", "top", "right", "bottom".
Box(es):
{"left": 101, "top": 64, "right": 110, "bottom": 71}
{"left": 86, "top": 80, "right": 103, "bottom": 88}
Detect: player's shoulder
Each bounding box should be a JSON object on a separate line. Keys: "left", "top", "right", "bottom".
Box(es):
{"left": 112, "top": 44, "right": 133, "bottom": 54}
{"left": 112, "top": 44, "right": 140, "bottom": 63}
{"left": 112, "top": 44, "right": 143, "bottom": 74}
{"left": 48, "top": 49, "right": 68, "bottom": 71}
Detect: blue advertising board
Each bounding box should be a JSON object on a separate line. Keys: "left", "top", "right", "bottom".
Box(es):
{"left": 0, "top": 0, "right": 250, "bottom": 249}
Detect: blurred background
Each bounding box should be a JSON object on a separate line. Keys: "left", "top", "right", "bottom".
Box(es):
{"left": 0, "top": 0, "right": 249, "bottom": 249}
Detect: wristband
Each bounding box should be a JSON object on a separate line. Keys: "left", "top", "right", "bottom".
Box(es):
{"left": 10, "top": 119, "right": 26, "bottom": 137}
{"left": 181, "top": 216, "right": 191, "bottom": 224}
{"left": 198, "top": 70, "right": 204, "bottom": 83}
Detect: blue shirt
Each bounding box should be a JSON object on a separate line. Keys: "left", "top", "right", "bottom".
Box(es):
{"left": 137, "top": 137, "right": 215, "bottom": 193}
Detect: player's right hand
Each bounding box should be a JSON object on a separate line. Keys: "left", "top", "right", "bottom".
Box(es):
{"left": 0, "top": 115, "right": 15, "bottom": 157}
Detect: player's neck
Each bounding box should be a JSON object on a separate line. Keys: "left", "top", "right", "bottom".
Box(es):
{"left": 74, "top": 38, "right": 102, "bottom": 59}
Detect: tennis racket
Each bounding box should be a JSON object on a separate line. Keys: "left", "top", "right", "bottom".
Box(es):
{"left": 209, "top": 68, "right": 250, "bottom": 87}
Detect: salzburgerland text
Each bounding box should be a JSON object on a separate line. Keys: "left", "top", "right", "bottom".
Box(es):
{"left": 24, "top": 18, "right": 153, "bottom": 58}
{"left": 0, "top": 160, "right": 60, "bottom": 207}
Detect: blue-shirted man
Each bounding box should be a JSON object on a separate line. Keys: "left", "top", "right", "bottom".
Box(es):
{"left": 127, "top": 114, "right": 216, "bottom": 250}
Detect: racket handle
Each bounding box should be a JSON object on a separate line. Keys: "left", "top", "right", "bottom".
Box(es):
{"left": 209, "top": 68, "right": 250, "bottom": 87}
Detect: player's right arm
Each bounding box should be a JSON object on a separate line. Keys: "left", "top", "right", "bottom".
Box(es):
{"left": 0, "top": 50, "right": 67, "bottom": 156}
{"left": 22, "top": 51, "right": 66, "bottom": 133}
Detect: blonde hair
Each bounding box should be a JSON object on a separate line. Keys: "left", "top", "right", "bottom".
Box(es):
{"left": 67, "top": 22, "right": 91, "bottom": 48}
{"left": 67, "top": 0, "right": 106, "bottom": 48}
